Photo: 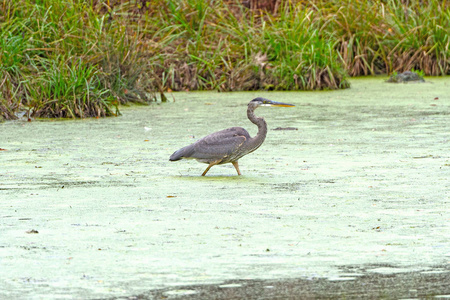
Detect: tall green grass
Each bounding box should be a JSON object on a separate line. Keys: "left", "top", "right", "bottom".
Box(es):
{"left": 386, "top": 0, "right": 450, "bottom": 75}
{"left": 1, "top": 0, "right": 450, "bottom": 120}
{"left": 26, "top": 57, "right": 116, "bottom": 118}
{"left": 320, "top": 0, "right": 450, "bottom": 75}
{"left": 0, "top": 0, "right": 151, "bottom": 120}
{"left": 143, "top": 0, "right": 349, "bottom": 91}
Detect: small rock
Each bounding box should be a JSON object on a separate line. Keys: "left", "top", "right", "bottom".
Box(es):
{"left": 386, "top": 71, "right": 425, "bottom": 83}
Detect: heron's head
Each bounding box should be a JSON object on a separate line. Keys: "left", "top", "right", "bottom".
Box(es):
{"left": 249, "top": 97, "right": 295, "bottom": 109}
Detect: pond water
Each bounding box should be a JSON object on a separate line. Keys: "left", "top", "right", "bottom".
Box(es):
{"left": 1, "top": 78, "right": 449, "bottom": 298}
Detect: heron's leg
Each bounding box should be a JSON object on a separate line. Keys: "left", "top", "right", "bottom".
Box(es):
{"left": 202, "top": 160, "right": 221, "bottom": 176}
{"left": 232, "top": 161, "right": 241, "bottom": 176}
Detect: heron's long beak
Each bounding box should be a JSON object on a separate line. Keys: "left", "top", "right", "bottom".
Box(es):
{"left": 266, "top": 100, "right": 295, "bottom": 107}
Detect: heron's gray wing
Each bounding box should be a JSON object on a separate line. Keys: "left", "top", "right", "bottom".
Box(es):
{"left": 191, "top": 127, "right": 250, "bottom": 161}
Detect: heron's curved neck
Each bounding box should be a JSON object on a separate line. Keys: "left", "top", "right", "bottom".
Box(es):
{"left": 247, "top": 105, "right": 267, "bottom": 150}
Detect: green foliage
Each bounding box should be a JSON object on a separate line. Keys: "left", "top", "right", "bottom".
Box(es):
{"left": 321, "top": 0, "right": 450, "bottom": 75}
{"left": 411, "top": 68, "right": 425, "bottom": 77}
{"left": 0, "top": 33, "right": 27, "bottom": 75}
{"left": 1, "top": 0, "right": 450, "bottom": 120}
{"left": 27, "top": 58, "right": 117, "bottom": 118}
{"left": 0, "top": 0, "right": 151, "bottom": 119}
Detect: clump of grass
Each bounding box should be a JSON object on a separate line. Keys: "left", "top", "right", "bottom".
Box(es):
{"left": 257, "top": 3, "right": 349, "bottom": 90}
{"left": 318, "top": 0, "right": 388, "bottom": 76}
{"left": 141, "top": 0, "right": 349, "bottom": 91}
{"left": 386, "top": 0, "right": 450, "bottom": 75}
{"left": 26, "top": 57, "right": 118, "bottom": 118}
{"left": 319, "top": 0, "right": 450, "bottom": 76}
{"left": 0, "top": 0, "right": 153, "bottom": 120}
{"left": 0, "top": 26, "right": 29, "bottom": 120}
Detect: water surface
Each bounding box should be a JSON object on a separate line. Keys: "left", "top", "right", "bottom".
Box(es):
{"left": 1, "top": 78, "right": 449, "bottom": 298}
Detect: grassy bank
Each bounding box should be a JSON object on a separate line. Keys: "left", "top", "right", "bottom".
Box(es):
{"left": 1, "top": 0, "right": 449, "bottom": 120}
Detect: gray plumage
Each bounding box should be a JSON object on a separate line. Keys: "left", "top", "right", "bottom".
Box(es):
{"left": 169, "top": 97, "right": 295, "bottom": 176}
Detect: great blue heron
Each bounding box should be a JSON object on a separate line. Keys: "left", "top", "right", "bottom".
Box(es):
{"left": 169, "top": 97, "right": 295, "bottom": 176}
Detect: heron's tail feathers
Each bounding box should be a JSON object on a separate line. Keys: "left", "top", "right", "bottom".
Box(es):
{"left": 169, "top": 145, "right": 194, "bottom": 161}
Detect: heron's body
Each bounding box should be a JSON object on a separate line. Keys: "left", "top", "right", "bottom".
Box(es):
{"left": 169, "top": 98, "right": 294, "bottom": 176}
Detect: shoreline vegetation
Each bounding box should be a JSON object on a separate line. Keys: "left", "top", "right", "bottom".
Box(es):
{"left": 1, "top": 0, "right": 449, "bottom": 120}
